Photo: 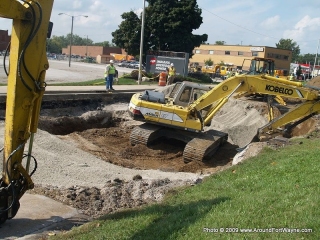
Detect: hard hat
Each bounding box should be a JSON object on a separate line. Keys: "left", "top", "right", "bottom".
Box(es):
{"left": 170, "top": 63, "right": 174, "bottom": 66}
{"left": 110, "top": 60, "right": 114, "bottom": 63}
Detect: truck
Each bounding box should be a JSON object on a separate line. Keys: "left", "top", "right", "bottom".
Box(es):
{"left": 201, "top": 63, "right": 235, "bottom": 79}
{"left": 188, "top": 62, "right": 202, "bottom": 73}
{"left": 128, "top": 57, "right": 320, "bottom": 163}
{"left": 110, "top": 53, "right": 134, "bottom": 61}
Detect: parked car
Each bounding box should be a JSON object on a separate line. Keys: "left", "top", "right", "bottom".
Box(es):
{"left": 132, "top": 62, "right": 146, "bottom": 70}
{"left": 118, "top": 61, "right": 131, "bottom": 67}
{"left": 128, "top": 61, "right": 139, "bottom": 68}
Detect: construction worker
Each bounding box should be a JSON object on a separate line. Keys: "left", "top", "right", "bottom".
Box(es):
{"left": 260, "top": 63, "right": 268, "bottom": 73}
{"left": 105, "top": 60, "right": 117, "bottom": 90}
{"left": 166, "top": 63, "right": 176, "bottom": 85}
{"left": 289, "top": 73, "right": 295, "bottom": 81}
{"left": 226, "top": 68, "right": 232, "bottom": 79}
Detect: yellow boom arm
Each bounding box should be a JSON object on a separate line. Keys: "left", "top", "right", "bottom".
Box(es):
{"left": 0, "top": 0, "right": 54, "bottom": 224}
{"left": 187, "top": 74, "right": 319, "bottom": 129}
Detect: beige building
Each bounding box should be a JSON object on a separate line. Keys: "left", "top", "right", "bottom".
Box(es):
{"left": 191, "top": 44, "right": 292, "bottom": 71}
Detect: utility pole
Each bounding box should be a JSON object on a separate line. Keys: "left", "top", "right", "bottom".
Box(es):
{"left": 313, "top": 39, "right": 319, "bottom": 78}
{"left": 86, "top": 35, "right": 88, "bottom": 57}
{"left": 69, "top": 16, "right": 74, "bottom": 67}
{"left": 138, "top": 0, "right": 146, "bottom": 85}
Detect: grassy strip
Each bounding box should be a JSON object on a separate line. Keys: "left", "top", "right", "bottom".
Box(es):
{"left": 51, "top": 137, "right": 319, "bottom": 240}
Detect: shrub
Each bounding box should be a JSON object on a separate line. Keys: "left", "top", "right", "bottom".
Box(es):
{"left": 187, "top": 72, "right": 212, "bottom": 83}
{"left": 130, "top": 70, "right": 148, "bottom": 79}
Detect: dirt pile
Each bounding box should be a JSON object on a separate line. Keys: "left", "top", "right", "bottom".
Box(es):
{"left": 207, "top": 98, "right": 269, "bottom": 147}
{"left": 306, "top": 76, "right": 320, "bottom": 88}
{"left": 32, "top": 178, "right": 197, "bottom": 219}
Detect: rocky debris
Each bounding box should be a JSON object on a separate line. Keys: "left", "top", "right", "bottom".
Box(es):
{"left": 31, "top": 178, "right": 197, "bottom": 219}
{"left": 232, "top": 142, "right": 268, "bottom": 165}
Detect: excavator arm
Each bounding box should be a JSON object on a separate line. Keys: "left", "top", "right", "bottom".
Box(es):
{"left": 257, "top": 99, "right": 320, "bottom": 140}
{"left": 187, "top": 74, "right": 319, "bottom": 129}
{"left": 129, "top": 75, "right": 319, "bottom": 134}
{"left": 0, "top": 0, "right": 54, "bottom": 224}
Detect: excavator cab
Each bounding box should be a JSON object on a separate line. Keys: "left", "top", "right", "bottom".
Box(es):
{"left": 244, "top": 57, "right": 275, "bottom": 76}
{"left": 169, "top": 81, "right": 211, "bottom": 107}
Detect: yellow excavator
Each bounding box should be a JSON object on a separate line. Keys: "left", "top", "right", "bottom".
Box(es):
{"left": 128, "top": 58, "right": 320, "bottom": 163}
{"left": 0, "top": 0, "right": 54, "bottom": 224}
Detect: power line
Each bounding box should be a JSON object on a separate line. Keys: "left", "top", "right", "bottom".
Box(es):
{"left": 202, "top": 8, "right": 279, "bottom": 40}
{"left": 201, "top": 8, "right": 320, "bottom": 44}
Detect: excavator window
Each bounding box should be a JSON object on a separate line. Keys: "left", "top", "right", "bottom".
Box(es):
{"left": 193, "top": 88, "right": 207, "bottom": 101}
{"left": 179, "top": 86, "right": 192, "bottom": 102}
{"left": 169, "top": 82, "right": 182, "bottom": 98}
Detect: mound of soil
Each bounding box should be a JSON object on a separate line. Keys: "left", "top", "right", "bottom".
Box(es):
{"left": 306, "top": 76, "right": 320, "bottom": 88}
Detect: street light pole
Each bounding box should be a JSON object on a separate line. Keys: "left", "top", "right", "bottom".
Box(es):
{"left": 138, "top": 0, "right": 146, "bottom": 85}
{"left": 69, "top": 15, "right": 74, "bottom": 67}
{"left": 58, "top": 13, "right": 88, "bottom": 67}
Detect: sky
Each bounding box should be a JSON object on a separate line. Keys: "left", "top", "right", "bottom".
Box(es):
{"left": 1, "top": 0, "right": 320, "bottom": 54}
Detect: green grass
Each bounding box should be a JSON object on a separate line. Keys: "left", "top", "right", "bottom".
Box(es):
{"left": 51, "top": 137, "right": 320, "bottom": 240}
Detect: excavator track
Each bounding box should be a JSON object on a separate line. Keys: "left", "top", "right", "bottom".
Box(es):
{"left": 130, "top": 123, "right": 228, "bottom": 163}
{"left": 130, "top": 123, "right": 162, "bottom": 146}
{"left": 183, "top": 130, "right": 228, "bottom": 163}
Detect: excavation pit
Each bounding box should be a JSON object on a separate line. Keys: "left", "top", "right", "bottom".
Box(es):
{"left": 35, "top": 95, "right": 319, "bottom": 176}
{"left": 1, "top": 94, "right": 318, "bottom": 220}
{"left": 37, "top": 101, "right": 237, "bottom": 175}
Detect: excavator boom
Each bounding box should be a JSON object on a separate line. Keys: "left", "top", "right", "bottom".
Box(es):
{"left": 0, "top": 0, "right": 54, "bottom": 224}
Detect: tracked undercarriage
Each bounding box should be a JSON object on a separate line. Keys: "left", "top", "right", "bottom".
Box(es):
{"left": 130, "top": 123, "right": 228, "bottom": 163}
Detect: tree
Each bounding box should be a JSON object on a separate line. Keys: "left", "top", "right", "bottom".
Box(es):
{"left": 276, "top": 38, "right": 300, "bottom": 63}
{"left": 111, "top": 11, "right": 141, "bottom": 56}
{"left": 46, "top": 35, "right": 94, "bottom": 53}
{"left": 47, "top": 35, "right": 68, "bottom": 53}
{"left": 112, "top": 0, "right": 207, "bottom": 58}
{"left": 94, "top": 41, "right": 114, "bottom": 47}
{"left": 295, "top": 53, "right": 316, "bottom": 65}
{"left": 204, "top": 58, "right": 213, "bottom": 66}
{"left": 215, "top": 41, "right": 225, "bottom": 45}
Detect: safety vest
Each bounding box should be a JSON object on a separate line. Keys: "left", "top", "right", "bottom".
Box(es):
{"left": 168, "top": 67, "right": 176, "bottom": 76}
{"left": 104, "top": 65, "right": 116, "bottom": 77}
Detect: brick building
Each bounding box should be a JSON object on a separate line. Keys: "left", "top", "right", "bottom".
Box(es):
{"left": 191, "top": 44, "right": 292, "bottom": 72}
{"left": 0, "top": 30, "right": 10, "bottom": 51}
{"left": 61, "top": 45, "right": 123, "bottom": 58}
